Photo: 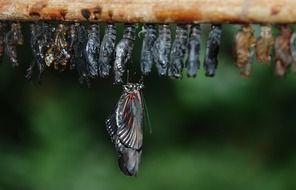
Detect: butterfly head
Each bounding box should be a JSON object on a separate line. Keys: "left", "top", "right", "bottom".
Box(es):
{"left": 123, "top": 83, "right": 144, "bottom": 94}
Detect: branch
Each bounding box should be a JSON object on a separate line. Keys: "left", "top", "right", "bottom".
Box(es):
{"left": 0, "top": 0, "right": 296, "bottom": 23}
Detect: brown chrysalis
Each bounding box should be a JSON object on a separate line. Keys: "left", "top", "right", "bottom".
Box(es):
{"left": 290, "top": 31, "right": 296, "bottom": 73}
{"left": 256, "top": 25, "right": 274, "bottom": 64}
{"left": 234, "top": 25, "right": 256, "bottom": 78}
{"left": 274, "top": 25, "right": 294, "bottom": 77}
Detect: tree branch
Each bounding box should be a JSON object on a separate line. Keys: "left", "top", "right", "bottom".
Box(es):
{"left": 0, "top": 0, "right": 295, "bottom": 23}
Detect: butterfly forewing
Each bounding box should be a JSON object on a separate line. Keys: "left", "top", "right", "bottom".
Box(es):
{"left": 116, "top": 89, "right": 143, "bottom": 150}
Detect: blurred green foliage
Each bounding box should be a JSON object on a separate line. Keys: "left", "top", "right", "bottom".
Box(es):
{"left": 0, "top": 24, "right": 296, "bottom": 190}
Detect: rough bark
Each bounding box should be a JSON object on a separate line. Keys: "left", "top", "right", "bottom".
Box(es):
{"left": 0, "top": 0, "right": 296, "bottom": 23}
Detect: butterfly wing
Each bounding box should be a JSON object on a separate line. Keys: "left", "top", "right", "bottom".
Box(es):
{"left": 116, "top": 92, "right": 143, "bottom": 151}
{"left": 105, "top": 105, "right": 118, "bottom": 142}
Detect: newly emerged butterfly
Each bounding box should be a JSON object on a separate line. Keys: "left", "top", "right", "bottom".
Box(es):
{"left": 153, "top": 24, "right": 171, "bottom": 76}
{"left": 234, "top": 25, "right": 256, "bottom": 78}
{"left": 114, "top": 24, "right": 137, "bottom": 84}
{"left": 187, "top": 24, "right": 201, "bottom": 78}
{"left": 204, "top": 24, "right": 222, "bottom": 77}
{"left": 274, "top": 25, "right": 294, "bottom": 77}
{"left": 0, "top": 21, "right": 7, "bottom": 64}
{"left": 169, "top": 24, "right": 189, "bottom": 79}
{"left": 85, "top": 24, "right": 100, "bottom": 77}
{"left": 105, "top": 83, "right": 144, "bottom": 176}
{"left": 4, "top": 22, "right": 23, "bottom": 67}
{"left": 98, "top": 24, "right": 116, "bottom": 78}
{"left": 256, "top": 25, "right": 274, "bottom": 64}
{"left": 140, "top": 24, "right": 157, "bottom": 76}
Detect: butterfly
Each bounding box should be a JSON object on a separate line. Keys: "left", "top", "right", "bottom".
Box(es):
{"left": 105, "top": 82, "right": 144, "bottom": 176}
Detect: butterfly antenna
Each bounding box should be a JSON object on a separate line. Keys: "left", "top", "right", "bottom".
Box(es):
{"left": 142, "top": 93, "right": 152, "bottom": 134}
{"left": 126, "top": 69, "right": 130, "bottom": 83}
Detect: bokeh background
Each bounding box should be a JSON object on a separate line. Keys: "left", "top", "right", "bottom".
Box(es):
{"left": 0, "top": 23, "right": 296, "bottom": 190}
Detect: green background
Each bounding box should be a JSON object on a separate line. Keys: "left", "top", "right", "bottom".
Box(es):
{"left": 0, "top": 24, "right": 296, "bottom": 190}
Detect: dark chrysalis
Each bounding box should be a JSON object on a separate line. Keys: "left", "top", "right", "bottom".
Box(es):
{"left": 290, "top": 31, "right": 296, "bottom": 73}
{"left": 68, "top": 23, "right": 78, "bottom": 70}
{"left": 187, "top": 24, "right": 201, "bottom": 78}
{"left": 274, "top": 25, "right": 294, "bottom": 77}
{"left": 153, "top": 24, "right": 171, "bottom": 76}
{"left": 45, "top": 24, "right": 71, "bottom": 71}
{"left": 70, "top": 23, "right": 91, "bottom": 86}
{"left": 168, "top": 24, "right": 189, "bottom": 79}
{"left": 85, "top": 24, "right": 100, "bottom": 78}
{"left": 4, "top": 22, "right": 24, "bottom": 67}
{"left": 114, "top": 24, "right": 137, "bottom": 84}
{"left": 0, "top": 21, "right": 7, "bottom": 64}
{"left": 105, "top": 83, "right": 144, "bottom": 176}
{"left": 204, "top": 24, "right": 222, "bottom": 77}
{"left": 26, "top": 23, "right": 49, "bottom": 81}
{"left": 72, "top": 23, "right": 91, "bottom": 86}
{"left": 140, "top": 24, "right": 157, "bottom": 75}
{"left": 98, "top": 24, "right": 117, "bottom": 78}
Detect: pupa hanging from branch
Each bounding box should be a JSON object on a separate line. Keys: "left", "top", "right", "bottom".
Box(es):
{"left": 140, "top": 24, "right": 157, "bottom": 76}
{"left": 114, "top": 24, "right": 137, "bottom": 84}
{"left": 4, "top": 22, "right": 23, "bottom": 67}
{"left": 234, "top": 24, "right": 256, "bottom": 78}
{"left": 187, "top": 24, "right": 201, "bottom": 78}
{"left": 72, "top": 23, "right": 92, "bottom": 86}
{"left": 256, "top": 25, "right": 274, "bottom": 64}
{"left": 204, "top": 24, "right": 222, "bottom": 77}
{"left": 0, "top": 22, "right": 7, "bottom": 64}
{"left": 168, "top": 24, "right": 189, "bottom": 79}
{"left": 274, "top": 24, "right": 294, "bottom": 77}
{"left": 289, "top": 30, "right": 296, "bottom": 73}
{"left": 45, "top": 23, "right": 71, "bottom": 71}
{"left": 153, "top": 24, "right": 171, "bottom": 76}
{"left": 85, "top": 24, "right": 100, "bottom": 78}
{"left": 98, "top": 24, "right": 117, "bottom": 78}
{"left": 26, "top": 23, "right": 51, "bottom": 82}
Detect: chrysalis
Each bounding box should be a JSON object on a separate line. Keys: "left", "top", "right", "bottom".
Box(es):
{"left": 140, "top": 24, "right": 157, "bottom": 76}
{"left": 274, "top": 25, "right": 294, "bottom": 77}
{"left": 204, "top": 24, "right": 222, "bottom": 77}
{"left": 98, "top": 24, "right": 116, "bottom": 78}
{"left": 72, "top": 24, "right": 91, "bottom": 86}
{"left": 290, "top": 31, "right": 296, "bottom": 73}
{"left": 256, "top": 25, "right": 274, "bottom": 64}
{"left": 168, "top": 24, "right": 189, "bottom": 79}
{"left": 26, "top": 23, "right": 49, "bottom": 81}
{"left": 153, "top": 24, "right": 171, "bottom": 76}
{"left": 105, "top": 83, "right": 144, "bottom": 176}
{"left": 85, "top": 24, "right": 100, "bottom": 77}
{"left": 0, "top": 22, "right": 7, "bottom": 64}
{"left": 68, "top": 23, "right": 78, "bottom": 70}
{"left": 45, "top": 24, "right": 70, "bottom": 71}
{"left": 187, "top": 24, "right": 201, "bottom": 78}
{"left": 234, "top": 25, "right": 256, "bottom": 78}
{"left": 114, "top": 24, "right": 137, "bottom": 84}
{"left": 4, "top": 22, "right": 23, "bottom": 67}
